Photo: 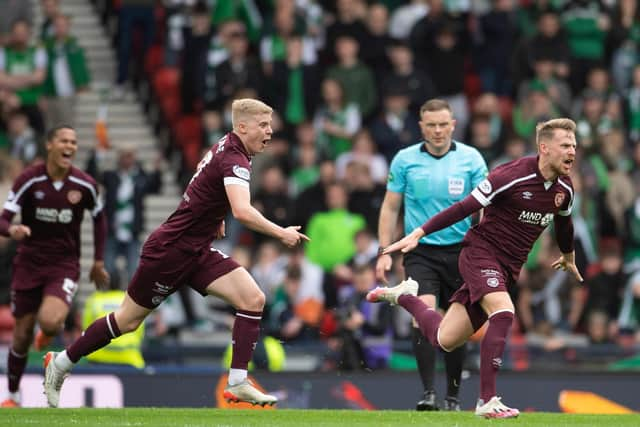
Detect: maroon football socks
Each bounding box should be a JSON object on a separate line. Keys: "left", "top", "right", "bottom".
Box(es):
{"left": 7, "top": 348, "right": 28, "bottom": 393}
{"left": 67, "top": 312, "right": 122, "bottom": 363}
{"left": 231, "top": 310, "right": 262, "bottom": 369}
{"left": 398, "top": 295, "right": 443, "bottom": 349}
{"left": 480, "top": 310, "right": 514, "bottom": 402}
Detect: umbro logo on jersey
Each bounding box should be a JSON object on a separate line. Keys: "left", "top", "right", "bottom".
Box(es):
{"left": 522, "top": 191, "right": 533, "bottom": 200}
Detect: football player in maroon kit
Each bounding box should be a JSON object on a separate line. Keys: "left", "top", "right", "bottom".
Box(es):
{"left": 43, "top": 99, "right": 309, "bottom": 408}
{"left": 0, "top": 125, "right": 109, "bottom": 407}
{"left": 367, "top": 118, "right": 583, "bottom": 418}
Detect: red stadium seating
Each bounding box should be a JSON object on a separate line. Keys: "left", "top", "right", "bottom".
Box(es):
{"left": 159, "top": 94, "right": 181, "bottom": 127}
{"left": 173, "top": 115, "right": 202, "bottom": 146}
{"left": 152, "top": 67, "right": 180, "bottom": 101}
{"left": 145, "top": 45, "right": 164, "bottom": 77}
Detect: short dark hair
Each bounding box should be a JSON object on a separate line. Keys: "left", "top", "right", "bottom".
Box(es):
{"left": 420, "top": 98, "right": 452, "bottom": 116}
{"left": 47, "top": 125, "right": 75, "bottom": 142}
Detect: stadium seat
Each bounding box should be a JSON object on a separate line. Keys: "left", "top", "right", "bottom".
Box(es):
{"left": 173, "top": 115, "right": 202, "bottom": 147}
{"left": 160, "top": 94, "right": 181, "bottom": 127}
{"left": 144, "top": 45, "right": 164, "bottom": 77}
{"left": 152, "top": 67, "right": 180, "bottom": 101}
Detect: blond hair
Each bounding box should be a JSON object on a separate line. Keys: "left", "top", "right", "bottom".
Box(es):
{"left": 535, "top": 118, "right": 576, "bottom": 147}
{"left": 231, "top": 98, "right": 273, "bottom": 129}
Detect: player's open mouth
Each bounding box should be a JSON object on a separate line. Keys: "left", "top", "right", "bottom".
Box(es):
{"left": 262, "top": 139, "right": 270, "bottom": 146}
{"left": 563, "top": 159, "right": 573, "bottom": 166}
{"left": 62, "top": 151, "right": 74, "bottom": 159}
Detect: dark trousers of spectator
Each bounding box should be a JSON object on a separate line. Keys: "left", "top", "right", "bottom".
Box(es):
{"left": 117, "top": 5, "right": 155, "bottom": 85}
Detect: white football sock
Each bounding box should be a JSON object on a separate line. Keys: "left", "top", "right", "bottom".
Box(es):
{"left": 228, "top": 368, "right": 247, "bottom": 386}
{"left": 53, "top": 350, "right": 74, "bottom": 372}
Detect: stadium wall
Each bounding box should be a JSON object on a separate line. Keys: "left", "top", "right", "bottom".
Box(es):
{"left": 9, "top": 368, "right": 640, "bottom": 412}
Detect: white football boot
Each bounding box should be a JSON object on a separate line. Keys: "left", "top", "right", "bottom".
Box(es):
{"left": 43, "top": 352, "right": 68, "bottom": 408}
{"left": 475, "top": 396, "right": 520, "bottom": 419}
{"left": 223, "top": 379, "right": 278, "bottom": 406}
{"left": 366, "top": 278, "right": 419, "bottom": 305}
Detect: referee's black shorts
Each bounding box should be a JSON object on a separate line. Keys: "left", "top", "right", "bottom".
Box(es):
{"left": 403, "top": 243, "right": 463, "bottom": 309}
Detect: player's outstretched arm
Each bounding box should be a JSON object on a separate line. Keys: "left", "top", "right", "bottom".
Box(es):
{"left": 551, "top": 252, "right": 584, "bottom": 283}
{"left": 226, "top": 184, "right": 309, "bottom": 247}
{"left": 383, "top": 195, "right": 483, "bottom": 255}
{"left": 383, "top": 227, "right": 425, "bottom": 254}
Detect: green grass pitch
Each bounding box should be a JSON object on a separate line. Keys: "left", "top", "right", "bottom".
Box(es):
{"left": 1, "top": 409, "right": 639, "bottom": 427}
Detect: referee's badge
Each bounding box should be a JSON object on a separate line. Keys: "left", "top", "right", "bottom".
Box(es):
{"left": 448, "top": 177, "right": 464, "bottom": 195}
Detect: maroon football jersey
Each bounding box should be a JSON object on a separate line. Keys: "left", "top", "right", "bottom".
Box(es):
{"left": 467, "top": 156, "right": 574, "bottom": 278}
{"left": 3, "top": 162, "right": 102, "bottom": 264}
{"left": 149, "top": 132, "right": 251, "bottom": 254}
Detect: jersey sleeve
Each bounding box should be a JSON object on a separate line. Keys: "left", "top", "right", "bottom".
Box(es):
{"left": 221, "top": 149, "right": 251, "bottom": 189}
{"left": 3, "top": 170, "right": 35, "bottom": 213}
{"left": 556, "top": 176, "right": 574, "bottom": 216}
{"left": 470, "top": 163, "right": 516, "bottom": 207}
{"left": 469, "top": 148, "right": 489, "bottom": 189}
{"left": 386, "top": 152, "right": 406, "bottom": 194}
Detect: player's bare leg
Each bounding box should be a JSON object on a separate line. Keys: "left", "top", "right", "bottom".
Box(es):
{"left": 2, "top": 313, "right": 36, "bottom": 407}
{"left": 206, "top": 267, "right": 277, "bottom": 406}
{"left": 475, "top": 291, "right": 518, "bottom": 419}
{"left": 34, "top": 296, "right": 69, "bottom": 351}
{"left": 44, "top": 295, "right": 150, "bottom": 407}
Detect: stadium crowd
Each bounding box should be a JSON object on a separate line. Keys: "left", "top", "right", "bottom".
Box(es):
{"left": 1, "top": 0, "right": 640, "bottom": 372}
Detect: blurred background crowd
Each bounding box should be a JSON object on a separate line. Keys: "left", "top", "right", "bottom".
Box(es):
{"left": 1, "top": 0, "right": 640, "bottom": 373}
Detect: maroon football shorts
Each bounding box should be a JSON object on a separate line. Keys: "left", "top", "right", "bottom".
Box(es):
{"left": 449, "top": 239, "right": 512, "bottom": 332}
{"left": 11, "top": 258, "right": 80, "bottom": 317}
{"left": 127, "top": 243, "right": 240, "bottom": 310}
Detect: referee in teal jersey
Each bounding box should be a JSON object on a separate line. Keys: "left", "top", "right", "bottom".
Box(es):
{"left": 376, "top": 99, "right": 488, "bottom": 411}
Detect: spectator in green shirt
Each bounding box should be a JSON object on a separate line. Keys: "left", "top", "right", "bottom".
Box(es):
{"left": 305, "top": 182, "right": 366, "bottom": 272}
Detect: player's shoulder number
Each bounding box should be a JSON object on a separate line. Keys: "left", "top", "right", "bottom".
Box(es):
{"left": 188, "top": 150, "right": 214, "bottom": 185}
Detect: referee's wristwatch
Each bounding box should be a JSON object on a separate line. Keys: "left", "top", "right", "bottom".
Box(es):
{"left": 377, "top": 246, "right": 388, "bottom": 257}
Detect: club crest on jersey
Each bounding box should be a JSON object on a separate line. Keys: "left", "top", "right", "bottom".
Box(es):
{"left": 67, "top": 190, "right": 82, "bottom": 204}
{"left": 35, "top": 191, "right": 45, "bottom": 200}
{"left": 555, "top": 192, "right": 565, "bottom": 207}
{"left": 478, "top": 179, "right": 492, "bottom": 194}
{"left": 232, "top": 165, "right": 250, "bottom": 180}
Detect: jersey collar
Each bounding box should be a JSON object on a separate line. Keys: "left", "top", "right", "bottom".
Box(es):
{"left": 421, "top": 140, "right": 457, "bottom": 159}
{"left": 534, "top": 155, "right": 555, "bottom": 189}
